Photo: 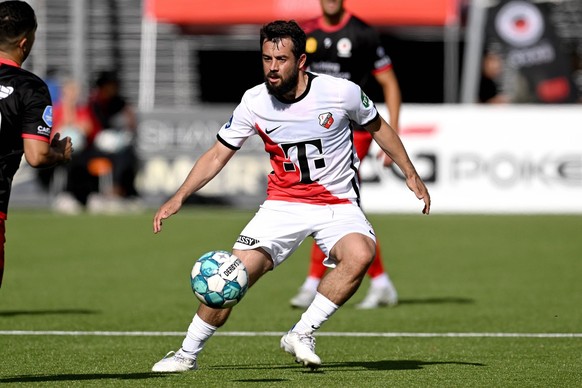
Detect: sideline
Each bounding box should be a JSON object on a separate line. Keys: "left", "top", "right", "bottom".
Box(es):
{"left": 0, "top": 330, "right": 581, "bottom": 338}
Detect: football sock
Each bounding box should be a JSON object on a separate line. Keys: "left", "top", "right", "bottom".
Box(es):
{"left": 291, "top": 292, "right": 338, "bottom": 334}
{"left": 181, "top": 314, "right": 217, "bottom": 358}
{"left": 370, "top": 273, "right": 392, "bottom": 289}
{"left": 300, "top": 276, "right": 321, "bottom": 292}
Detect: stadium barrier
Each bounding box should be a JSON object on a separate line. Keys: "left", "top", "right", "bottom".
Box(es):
{"left": 11, "top": 104, "right": 581, "bottom": 214}
{"left": 135, "top": 104, "right": 582, "bottom": 214}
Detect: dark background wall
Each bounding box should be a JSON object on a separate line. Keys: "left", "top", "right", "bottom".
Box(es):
{"left": 197, "top": 36, "right": 453, "bottom": 104}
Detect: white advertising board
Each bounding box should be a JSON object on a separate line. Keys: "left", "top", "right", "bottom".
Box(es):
{"left": 361, "top": 104, "right": 582, "bottom": 213}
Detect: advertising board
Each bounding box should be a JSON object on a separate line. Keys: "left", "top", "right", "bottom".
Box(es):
{"left": 136, "top": 104, "right": 582, "bottom": 213}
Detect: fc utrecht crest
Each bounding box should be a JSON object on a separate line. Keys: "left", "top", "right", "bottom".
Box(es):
{"left": 318, "top": 112, "right": 334, "bottom": 129}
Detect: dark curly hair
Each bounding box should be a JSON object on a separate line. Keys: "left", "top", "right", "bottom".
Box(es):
{"left": 260, "top": 20, "right": 306, "bottom": 60}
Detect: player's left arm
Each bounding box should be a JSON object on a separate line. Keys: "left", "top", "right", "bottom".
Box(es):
{"left": 364, "top": 116, "right": 431, "bottom": 215}
{"left": 23, "top": 132, "right": 72, "bottom": 168}
{"left": 22, "top": 82, "right": 73, "bottom": 168}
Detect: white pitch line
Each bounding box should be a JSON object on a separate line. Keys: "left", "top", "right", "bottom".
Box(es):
{"left": 0, "top": 331, "right": 581, "bottom": 338}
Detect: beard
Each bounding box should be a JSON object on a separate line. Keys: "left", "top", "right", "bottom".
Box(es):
{"left": 265, "top": 66, "right": 300, "bottom": 98}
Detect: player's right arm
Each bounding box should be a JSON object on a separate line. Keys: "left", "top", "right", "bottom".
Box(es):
{"left": 153, "top": 140, "right": 236, "bottom": 233}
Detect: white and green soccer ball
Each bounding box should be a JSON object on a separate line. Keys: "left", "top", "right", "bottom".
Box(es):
{"left": 190, "top": 250, "right": 248, "bottom": 308}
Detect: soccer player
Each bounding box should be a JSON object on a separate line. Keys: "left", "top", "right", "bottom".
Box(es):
{"left": 290, "top": 0, "right": 403, "bottom": 309}
{"left": 0, "top": 0, "right": 73, "bottom": 288}
{"left": 151, "top": 20, "right": 430, "bottom": 372}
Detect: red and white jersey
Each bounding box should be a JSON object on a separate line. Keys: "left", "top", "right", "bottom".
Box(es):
{"left": 217, "top": 72, "right": 379, "bottom": 205}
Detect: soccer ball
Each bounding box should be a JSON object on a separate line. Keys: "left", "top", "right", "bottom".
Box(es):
{"left": 190, "top": 250, "right": 249, "bottom": 308}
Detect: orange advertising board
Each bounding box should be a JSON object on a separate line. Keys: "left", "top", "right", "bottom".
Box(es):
{"left": 145, "top": 0, "right": 458, "bottom": 26}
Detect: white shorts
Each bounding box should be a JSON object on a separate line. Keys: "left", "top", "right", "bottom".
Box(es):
{"left": 232, "top": 200, "right": 376, "bottom": 268}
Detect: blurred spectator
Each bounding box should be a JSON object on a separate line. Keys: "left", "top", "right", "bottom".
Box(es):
{"left": 479, "top": 50, "right": 509, "bottom": 104}
{"left": 53, "top": 78, "right": 96, "bottom": 151}
{"left": 88, "top": 70, "right": 139, "bottom": 201}
{"left": 39, "top": 72, "right": 142, "bottom": 214}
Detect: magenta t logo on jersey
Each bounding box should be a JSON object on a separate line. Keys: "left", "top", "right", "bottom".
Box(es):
{"left": 318, "top": 112, "right": 334, "bottom": 129}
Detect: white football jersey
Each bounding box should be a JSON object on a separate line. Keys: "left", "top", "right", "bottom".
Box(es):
{"left": 217, "top": 72, "right": 379, "bottom": 205}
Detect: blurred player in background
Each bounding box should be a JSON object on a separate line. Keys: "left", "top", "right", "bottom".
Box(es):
{"left": 150, "top": 20, "right": 429, "bottom": 372}
{"left": 291, "top": 0, "right": 402, "bottom": 309}
{"left": 0, "top": 0, "right": 73, "bottom": 288}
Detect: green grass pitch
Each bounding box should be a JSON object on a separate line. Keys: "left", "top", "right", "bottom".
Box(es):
{"left": 0, "top": 208, "right": 580, "bottom": 387}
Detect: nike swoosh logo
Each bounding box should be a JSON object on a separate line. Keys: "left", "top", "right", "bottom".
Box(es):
{"left": 265, "top": 125, "right": 282, "bottom": 134}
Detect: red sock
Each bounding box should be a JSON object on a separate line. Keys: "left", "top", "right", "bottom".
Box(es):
{"left": 366, "top": 241, "right": 386, "bottom": 278}
{"left": 307, "top": 242, "right": 328, "bottom": 279}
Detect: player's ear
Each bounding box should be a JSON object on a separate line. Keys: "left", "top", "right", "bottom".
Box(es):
{"left": 18, "top": 34, "right": 28, "bottom": 50}
{"left": 298, "top": 53, "right": 307, "bottom": 70}
{"left": 18, "top": 31, "right": 35, "bottom": 62}
{"left": 18, "top": 36, "right": 27, "bottom": 50}
{"left": 16, "top": 36, "right": 29, "bottom": 59}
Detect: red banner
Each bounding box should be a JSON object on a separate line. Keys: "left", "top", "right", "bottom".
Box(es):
{"left": 145, "top": 0, "right": 458, "bottom": 26}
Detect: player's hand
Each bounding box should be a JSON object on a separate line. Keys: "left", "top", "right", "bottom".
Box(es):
{"left": 376, "top": 149, "right": 394, "bottom": 167}
{"left": 153, "top": 197, "right": 183, "bottom": 233}
{"left": 406, "top": 174, "right": 431, "bottom": 215}
{"left": 51, "top": 132, "right": 73, "bottom": 162}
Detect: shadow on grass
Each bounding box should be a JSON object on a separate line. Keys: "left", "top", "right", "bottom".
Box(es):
{"left": 218, "top": 359, "right": 485, "bottom": 373}
{"left": 324, "top": 359, "right": 486, "bottom": 370}
{"left": 397, "top": 297, "right": 474, "bottom": 305}
{"left": 0, "top": 373, "right": 169, "bottom": 383}
{"left": 292, "top": 297, "right": 475, "bottom": 310}
{"left": 234, "top": 378, "right": 293, "bottom": 382}
{"left": 0, "top": 309, "right": 98, "bottom": 317}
